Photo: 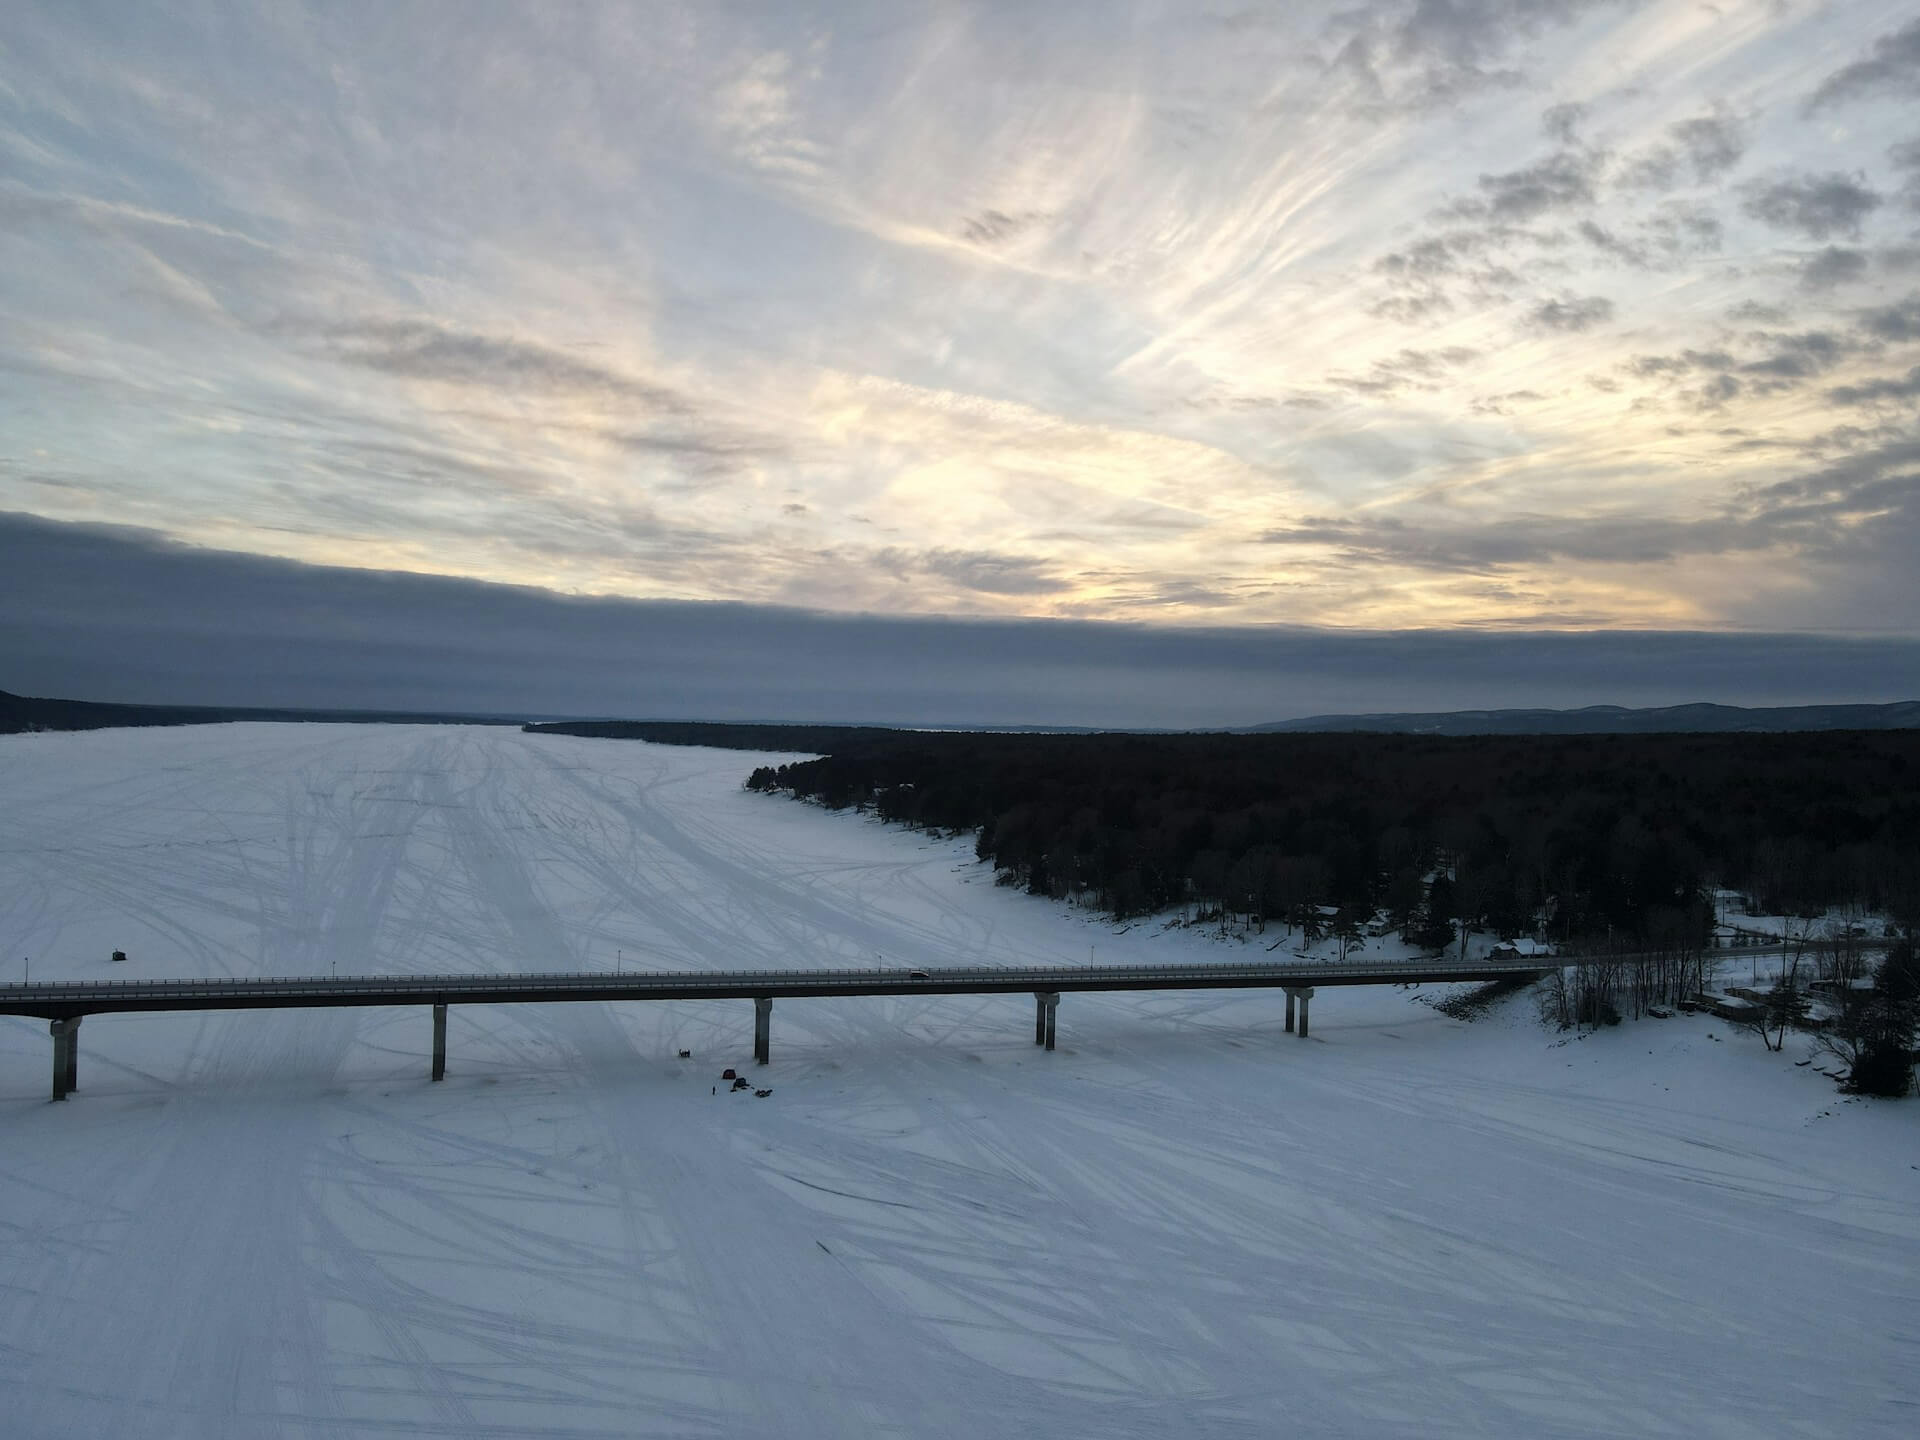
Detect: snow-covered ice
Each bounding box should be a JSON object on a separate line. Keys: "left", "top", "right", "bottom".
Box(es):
{"left": 0, "top": 724, "right": 1915, "bottom": 1438}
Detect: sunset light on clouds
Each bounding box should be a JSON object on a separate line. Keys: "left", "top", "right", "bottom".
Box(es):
{"left": 3, "top": 2, "right": 1919, "bottom": 654}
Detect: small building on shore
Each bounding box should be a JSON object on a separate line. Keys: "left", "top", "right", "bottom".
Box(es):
{"left": 1490, "top": 938, "right": 1554, "bottom": 962}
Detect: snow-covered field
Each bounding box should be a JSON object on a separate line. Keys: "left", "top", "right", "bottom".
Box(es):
{"left": 0, "top": 724, "right": 1914, "bottom": 1439}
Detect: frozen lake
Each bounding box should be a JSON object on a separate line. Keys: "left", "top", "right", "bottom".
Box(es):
{"left": 1, "top": 724, "right": 1914, "bottom": 1437}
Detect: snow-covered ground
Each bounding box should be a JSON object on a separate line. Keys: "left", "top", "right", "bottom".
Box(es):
{"left": 0, "top": 724, "right": 1914, "bottom": 1439}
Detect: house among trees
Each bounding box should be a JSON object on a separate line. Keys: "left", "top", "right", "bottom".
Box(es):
{"left": 1490, "top": 938, "right": 1554, "bottom": 961}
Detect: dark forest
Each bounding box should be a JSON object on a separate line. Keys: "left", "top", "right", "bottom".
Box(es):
{"left": 710, "top": 730, "right": 1920, "bottom": 949}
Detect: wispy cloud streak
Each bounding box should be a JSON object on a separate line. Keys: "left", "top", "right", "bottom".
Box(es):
{"left": 0, "top": 1, "right": 1916, "bottom": 639}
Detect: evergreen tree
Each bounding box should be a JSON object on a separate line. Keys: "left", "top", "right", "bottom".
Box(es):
{"left": 1412, "top": 873, "right": 1456, "bottom": 952}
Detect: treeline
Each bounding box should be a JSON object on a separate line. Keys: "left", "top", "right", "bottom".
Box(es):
{"left": 0, "top": 687, "right": 526, "bottom": 735}
{"left": 744, "top": 730, "right": 1920, "bottom": 947}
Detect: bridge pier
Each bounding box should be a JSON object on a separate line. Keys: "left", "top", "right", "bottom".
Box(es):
{"left": 1284, "top": 986, "right": 1315, "bottom": 1038}
{"left": 49, "top": 1017, "right": 80, "bottom": 1101}
{"left": 431, "top": 1003, "right": 447, "bottom": 1081}
{"left": 753, "top": 996, "right": 772, "bottom": 1065}
{"left": 1035, "top": 991, "right": 1058, "bottom": 1051}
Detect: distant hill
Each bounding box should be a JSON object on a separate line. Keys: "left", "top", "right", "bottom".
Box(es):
{"left": 12, "top": 688, "right": 1920, "bottom": 741}
{"left": 0, "top": 689, "right": 535, "bottom": 735}
{"left": 1250, "top": 701, "right": 1920, "bottom": 735}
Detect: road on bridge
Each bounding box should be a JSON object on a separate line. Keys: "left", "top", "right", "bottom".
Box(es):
{"left": 7, "top": 954, "right": 1570, "bottom": 1099}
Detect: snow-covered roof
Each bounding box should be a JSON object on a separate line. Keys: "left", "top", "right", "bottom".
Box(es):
{"left": 1497, "top": 937, "right": 1552, "bottom": 956}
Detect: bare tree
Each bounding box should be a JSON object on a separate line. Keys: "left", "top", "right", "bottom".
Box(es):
{"left": 1813, "top": 941, "right": 1918, "bottom": 1095}
{"left": 1739, "top": 951, "right": 1805, "bottom": 1053}
{"left": 1820, "top": 919, "right": 1868, "bottom": 985}
{"left": 1331, "top": 906, "right": 1366, "bottom": 963}
{"left": 1545, "top": 951, "right": 1627, "bottom": 1029}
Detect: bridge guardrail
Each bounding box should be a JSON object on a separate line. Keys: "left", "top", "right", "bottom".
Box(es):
{"left": 1, "top": 953, "right": 1572, "bottom": 1006}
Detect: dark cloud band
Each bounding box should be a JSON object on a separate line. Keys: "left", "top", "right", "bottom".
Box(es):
{"left": 4, "top": 512, "right": 1918, "bottom": 729}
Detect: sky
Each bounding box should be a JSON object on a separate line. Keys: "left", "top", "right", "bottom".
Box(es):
{"left": 3, "top": 2, "right": 1920, "bottom": 722}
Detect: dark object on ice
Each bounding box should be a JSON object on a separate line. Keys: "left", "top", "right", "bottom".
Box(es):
{"left": 721, "top": 1068, "right": 737, "bottom": 1080}
{"left": 754, "top": 1088, "right": 772, "bottom": 1098}
{"left": 111, "top": 951, "right": 127, "bottom": 963}
{"left": 731, "top": 1077, "right": 751, "bottom": 1091}
{"left": 677, "top": 1049, "right": 691, "bottom": 1058}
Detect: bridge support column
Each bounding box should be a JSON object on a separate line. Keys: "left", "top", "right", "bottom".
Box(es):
{"left": 49, "top": 1017, "right": 80, "bottom": 1101}
{"left": 431, "top": 1003, "right": 447, "bottom": 1081}
{"left": 1287, "top": 987, "right": 1315, "bottom": 1038}
{"left": 1034, "top": 992, "right": 1047, "bottom": 1045}
{"left": 754, "top": 996, "right": 772, "bottom": 1065}
{"left": 1039, "top": 991, "right": 1059, "bottom": 1051}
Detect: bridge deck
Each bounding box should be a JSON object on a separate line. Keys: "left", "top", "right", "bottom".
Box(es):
{"left": 0, "top": 956, "right": 1559, "bottom": 1021}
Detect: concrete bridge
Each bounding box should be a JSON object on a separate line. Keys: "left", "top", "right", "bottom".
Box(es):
{"left": 4, "top": 955, "right": 1578, "bottom": 1100}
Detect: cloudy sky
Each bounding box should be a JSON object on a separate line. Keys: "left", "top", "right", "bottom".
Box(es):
{"left": 4, "top": 3, "right": 1919, "bottom": 720}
